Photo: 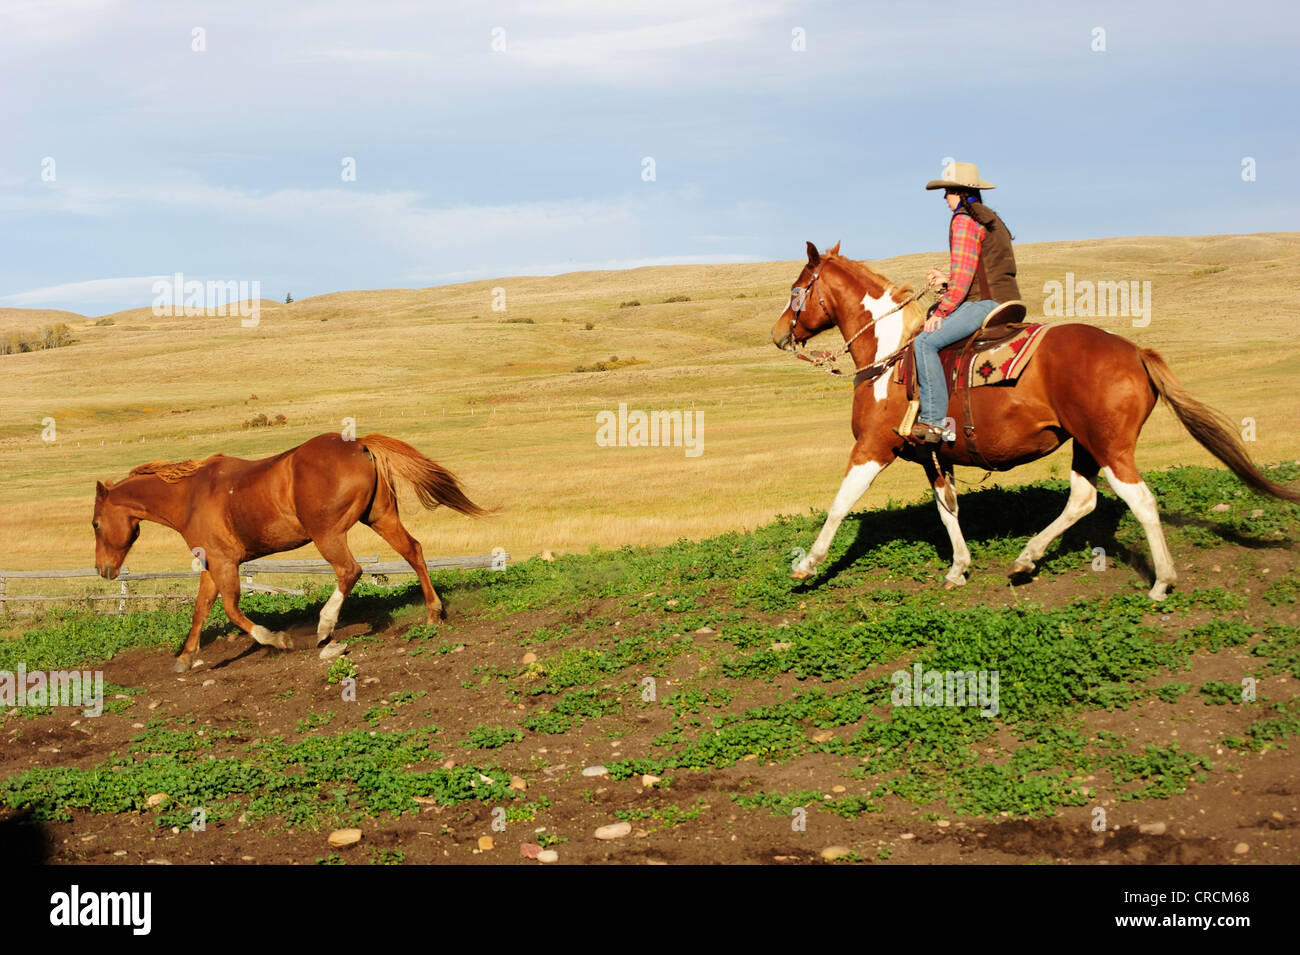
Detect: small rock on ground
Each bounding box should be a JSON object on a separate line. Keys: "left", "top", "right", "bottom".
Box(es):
{"left": 595, "top": 821, "right": 632, "bottom": 840}
{"left": 328, "top": 828, "right": 362, "bottom": 848}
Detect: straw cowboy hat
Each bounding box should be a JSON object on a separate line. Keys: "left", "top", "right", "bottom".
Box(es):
{"left": 925, "top": 160, "right": 996, "bottom": 191}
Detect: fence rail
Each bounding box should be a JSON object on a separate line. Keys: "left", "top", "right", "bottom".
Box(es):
{"left": 0, "top": 553, "right": 507, "bottom": 613}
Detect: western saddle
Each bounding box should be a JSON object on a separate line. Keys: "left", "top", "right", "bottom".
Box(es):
{"left": 895, "top": 299, "right": 1030, "bottom": 466}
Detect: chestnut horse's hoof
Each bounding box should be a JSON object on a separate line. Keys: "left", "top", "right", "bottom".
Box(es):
{"left": 172, "top": 657, "right": 192, "bottom": 673}
{"left": 251, "top": 625, "right": 291, "bottom": 650}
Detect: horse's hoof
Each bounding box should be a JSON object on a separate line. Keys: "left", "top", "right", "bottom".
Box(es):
{"left": 1148, "top": 584, "right": 1170, "bottom": 601}
{"left": 319, "top": 642, "right": 348, "bottom": 661}
{"left": 252, "top": 626, "right": 292, "bottom": 651}
{"left": 942, "top": 577, "right": 966, "bottom": 590}
{"left": 1008, "top": 562, "right": 1034, "bottom": 581}
{"left": 790, "top": 568, "right": 813, "bottom": 582}
{"left": 172, "top": 658, "right": 192, "bottom": 673}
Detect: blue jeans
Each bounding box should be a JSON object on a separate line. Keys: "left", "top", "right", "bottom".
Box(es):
{"left": 913, "top": 298, "right": 998, "bottom": 426}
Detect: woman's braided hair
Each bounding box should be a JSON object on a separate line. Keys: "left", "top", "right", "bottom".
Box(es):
{"left": 952, "top": 188, "right": 1013, "bottom": 240}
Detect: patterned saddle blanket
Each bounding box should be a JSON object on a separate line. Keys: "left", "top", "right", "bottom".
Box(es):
{"left": 899, "top": 322, "right": 1049, "bottom": 398}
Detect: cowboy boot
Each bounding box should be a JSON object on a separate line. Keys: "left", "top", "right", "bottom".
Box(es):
{"left": 907, "top": 422, "right": 944, "bottom": 445}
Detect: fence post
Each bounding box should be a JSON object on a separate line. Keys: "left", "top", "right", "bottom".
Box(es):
{"left": 118, "top": 566, "right": 128, "bottom": 612}
{"left": 0, "top": 572, "right": 6, "bottom": 614}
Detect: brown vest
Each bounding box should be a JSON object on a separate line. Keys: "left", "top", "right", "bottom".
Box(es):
{"left": 951, "top": 203, "right": 1020, "bottom": 303}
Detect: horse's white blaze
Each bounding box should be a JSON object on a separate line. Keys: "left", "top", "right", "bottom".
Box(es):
{"left": 1101, "top": 466, "right": 1176, "bottom": 598}
{"left": 317, "top": 587, "right": 345, "bottom": 640}
{"left": 1015, "top": 470, "right": 1098, "bottom": 568}
{"left": 860, "top": 285, "right": 902, "bottom": 400}
{"left": 800, "top": 461, "right": 884, "bottom": 572}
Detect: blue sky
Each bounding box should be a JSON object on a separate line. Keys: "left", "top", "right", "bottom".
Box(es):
{"left": 2, "top": 0, "right": 1296, "bottom": 315}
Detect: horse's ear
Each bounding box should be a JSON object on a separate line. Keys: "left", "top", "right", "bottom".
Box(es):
{"left": 806, "top": 241, "right": 820, "bottom": 266}
{"left": 96, "top": 481, "right": 108, "bottom": 500}
{"left": 827, "top": 241, "right": 841, "bottom": 257}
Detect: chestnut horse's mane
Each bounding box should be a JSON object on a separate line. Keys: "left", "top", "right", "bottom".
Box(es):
{"left": 825, "top": 252, "right": 929, "bottom": 335}
{"left": 126, "top": 456, "right": 218, "bottom": 483}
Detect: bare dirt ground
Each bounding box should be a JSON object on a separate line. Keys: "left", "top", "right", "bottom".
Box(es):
{"left": 2, "top": 535, "right": 1296, "bottom": 866}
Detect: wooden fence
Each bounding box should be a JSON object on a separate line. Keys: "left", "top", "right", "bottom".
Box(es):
{"left": 0, "top": 553, "right": 508, "bottom": 614}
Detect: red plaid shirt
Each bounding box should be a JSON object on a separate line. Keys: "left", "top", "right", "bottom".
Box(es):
{"left": 935, "top": 212, "right": 985, "bottom": 318}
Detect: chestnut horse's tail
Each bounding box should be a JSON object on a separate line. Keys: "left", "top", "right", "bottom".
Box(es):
{"left": 1139, "top": 349, "right": 1300, "bottom": 502}
{"left": 360, "top": 433, "right": 490, "bottom": 516}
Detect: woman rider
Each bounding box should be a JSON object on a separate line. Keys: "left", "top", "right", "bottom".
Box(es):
{"left": 906, "top": 161, "right": 1021, "bottom": 444}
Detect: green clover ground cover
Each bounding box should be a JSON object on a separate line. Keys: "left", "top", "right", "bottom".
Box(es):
{"left": 1, "top": 465, "right": 1296, "bottom": 835}
{"left": 1, "top": 718, "right": 521, "bottom": 829}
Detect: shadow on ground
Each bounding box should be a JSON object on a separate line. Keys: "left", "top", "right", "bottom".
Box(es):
{"left": 0, "top": 809, "right": 53, "bottom": 864}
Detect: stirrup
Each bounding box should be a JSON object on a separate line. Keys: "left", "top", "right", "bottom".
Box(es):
{"left": 906, "top": 422, "right": 944, "bottom": 446}
{"left": 893, "top": 400, "right": 920, "bottom": 439}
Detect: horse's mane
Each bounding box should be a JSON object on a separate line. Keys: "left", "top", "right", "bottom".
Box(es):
{"left": 126, "top": 456, "right": 217, "bottom": 483}
{"left": 824, "top": 252, "right": 929, "bottom": 338}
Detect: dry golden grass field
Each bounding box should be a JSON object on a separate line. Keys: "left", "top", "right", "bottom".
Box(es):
{"left": 1, "top": 232, "right": 1297, "bottom": 597}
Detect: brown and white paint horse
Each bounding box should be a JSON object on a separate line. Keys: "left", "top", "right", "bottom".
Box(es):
{"left": 94, "top": 432, "right": 487, "bottom": 672}
{"left": 772, "top": 241, "right": 1298, "bottom": 598}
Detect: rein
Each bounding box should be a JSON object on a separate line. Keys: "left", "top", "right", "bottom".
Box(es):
{"left": 792, "top": 281, "right": 939, "bottom": 384}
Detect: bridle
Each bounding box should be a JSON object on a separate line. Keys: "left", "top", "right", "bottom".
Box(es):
{"left": 785, "top": 263, "right": 937, "bottom": 383}
{"left": 787, "top": 267, "right": 827, "bottom": 335}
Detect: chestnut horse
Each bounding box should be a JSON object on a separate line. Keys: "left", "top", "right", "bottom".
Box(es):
{"left": 772, "top": 241, "right": 1299, "bottom": 598}
{"left": 93, "top": 432, "right": 486, "bottom": 671}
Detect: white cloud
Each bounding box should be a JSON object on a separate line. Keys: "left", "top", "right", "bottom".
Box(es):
{"left": 0, "top": 0, "right": 120, "bottom": 47}
{"left": 0, "top": 275, "right": 166, "bottom": 309}
{"left": 0, "top": 177, "right": 761, "bottom": 309}
{"left": 0, "top": 179, "right": 663, "bottom": 252}
{"left": 502, "top": 3, "right": 791, "bottom": 81}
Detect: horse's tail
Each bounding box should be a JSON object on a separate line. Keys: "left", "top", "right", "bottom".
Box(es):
{"left": 360, "top": 434, "right": 490, "bottom": 516}
{"left": 1139, "top": 348, "right": 1300, "bottom": 502}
